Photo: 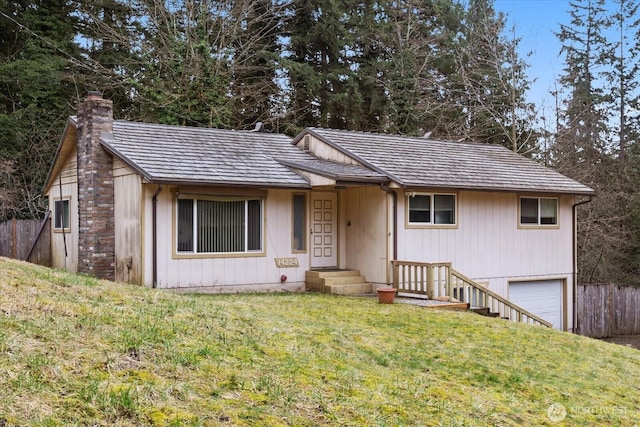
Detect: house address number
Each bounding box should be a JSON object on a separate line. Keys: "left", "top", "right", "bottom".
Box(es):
{"left": 275, "top": 257, "right": 299, "bottom": 268}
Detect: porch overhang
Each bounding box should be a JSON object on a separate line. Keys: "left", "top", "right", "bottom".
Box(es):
{"left": 278, "top": 158, "right": 389, "bottom": 188}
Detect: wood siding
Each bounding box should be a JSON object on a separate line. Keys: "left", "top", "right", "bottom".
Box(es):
{"left": 113, "top": 159, "right": 142, "bottom": 284}
{"left": 307, "top": 135, "right": 363, "bottom": 165}
{"left": 145, "top": 187, "right": 309, "bottom": 290}
{"left": 47, "top": 146, "right": 79, "bottom": 272}
{"left": 577, "top": 283, "right": 640, "bottom": 338}
{"left": 343, "top": 187, "right": 388, "bottom": 284}
{"left": 396, "top": 190, "right": 575, "bottom": 326}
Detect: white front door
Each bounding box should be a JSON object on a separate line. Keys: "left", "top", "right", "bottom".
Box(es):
{"left": 310, "top": 192, "right": 337, "bottom": 268}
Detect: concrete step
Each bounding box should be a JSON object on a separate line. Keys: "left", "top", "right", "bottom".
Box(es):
{"left": 325, "top": 283, "right": 373, "bottom": 295}
{"left": 306, "top": 269, "right": 362, "bottom": 279}
{"left": 323, "top": 275, "right": 366, "bottom": 286}
{"left": 306, "top": 269, "right": 366, "bottom": 293}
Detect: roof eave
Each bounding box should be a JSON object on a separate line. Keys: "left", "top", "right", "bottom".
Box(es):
{"left": 99, "top": 137, "right": 154, "bottom": 181}
{"left": 42, "top": 117, "right": 76, "bottom": 195}
{"left": 143, "top": 176, "right": 312, "bottom": 189}
{"left": 403, "top": 183, "right": 595, "bottom": 196}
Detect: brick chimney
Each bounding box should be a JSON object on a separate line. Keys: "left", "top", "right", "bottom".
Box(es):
{"left": 76, "top": 91, "right": 115, "bottom": 280}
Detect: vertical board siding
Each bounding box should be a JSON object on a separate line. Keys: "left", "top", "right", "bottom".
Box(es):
{"left": 344, "top": 187, "right": 388, "bottom": 284}
{"left": 577, "top": 284, "right": 640, "bottom": 338}
{"left": 397, "top": 191, "right": 574, "bottom": 289}
{"left": 48, "top": 146, "right": 78, "bottom": 272}
{"left": 149, "top": 187, "right": 309, "bottom": 289}
{"left": 114, "top": 169, "right": 142, "bottom": 284}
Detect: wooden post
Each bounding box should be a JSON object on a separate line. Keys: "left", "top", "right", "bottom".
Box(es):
{"left": 392, "top": 261, "right": 398, "bottom": 290}
{"left": 426, "top": 264, "right": 433, "bottom": 298}
{"left": 609, "top": 283, "right": 614, "bottom": 338}
{"left": 11, "top": 218, "right": 17, "bottom": 259}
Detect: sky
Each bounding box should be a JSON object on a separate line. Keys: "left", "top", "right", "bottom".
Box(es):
{"left": 493, "top": 0, "right": 574, "bottom": 125}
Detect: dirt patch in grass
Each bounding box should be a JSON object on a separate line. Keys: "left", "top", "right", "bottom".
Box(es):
{"left": 602, "top": 335, "right": 640, "bottom": 350}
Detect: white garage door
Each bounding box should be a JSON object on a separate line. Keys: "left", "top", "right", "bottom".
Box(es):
{"left": 509, "top": 280, "right": 563, "bottom": 330}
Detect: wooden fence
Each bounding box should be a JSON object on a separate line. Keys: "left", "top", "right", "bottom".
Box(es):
{"left": 0, "top": 217, "right": 51, "bottom": 267}
{"left": 577, "top": 283, "right": 640, "bottom": 338}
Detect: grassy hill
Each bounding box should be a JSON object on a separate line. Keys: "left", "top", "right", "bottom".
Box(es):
{"left": 0, "top": 258, "right": 639, "bottom": 426}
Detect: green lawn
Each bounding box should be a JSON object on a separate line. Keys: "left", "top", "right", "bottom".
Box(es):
{"left": 0, "top": 258, "right": 639, "bottom": 426}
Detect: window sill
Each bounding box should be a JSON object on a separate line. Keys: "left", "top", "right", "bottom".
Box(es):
{"left": 518, "top": 224, "right": 560, "bottom": 230}
{"left": 405, "top": 224, "right": 458, "bottom": 230}
{"left": 172, "top": 251, "right": 266, "bottom": 260}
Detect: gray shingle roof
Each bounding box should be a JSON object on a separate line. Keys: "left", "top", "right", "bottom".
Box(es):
{"left": 302, "top": 128, "right": 594, "bottom": 195}
{"left": 277, "top": 158, "right": 387, "bottom": 183}
{"left": 101, "top": 121, "right": 312, "bottom": 188}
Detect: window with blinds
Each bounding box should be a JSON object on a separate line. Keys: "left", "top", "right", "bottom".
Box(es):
{"left": 177, "top": 197, "right": 263, "bottom": 254}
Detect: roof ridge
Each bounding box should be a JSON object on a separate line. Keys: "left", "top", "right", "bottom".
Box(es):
{"left": 308, "top": 127, "right": 509, "bottom": 149}
{"left": 114, "top": 120, "right": 292, "bottom": 138}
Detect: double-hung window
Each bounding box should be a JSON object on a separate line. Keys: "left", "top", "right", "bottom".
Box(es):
{"left": 54, "top": 199, "right": 70, "bottom": 230}
{"left": 177, "top": 196, "right": 263, "bottom": 254}
{"left": 407, "top": 193, "right": 456, "bottom": 226}
{"left": 520, "top": 197, "right": 558, "bottom": 226}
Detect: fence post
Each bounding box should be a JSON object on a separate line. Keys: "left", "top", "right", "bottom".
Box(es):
{"left": 12, "top": 218, "right": 17, "bottom": 259}
{"left": 609, "top": 283, "right": 614, "bottom": 337}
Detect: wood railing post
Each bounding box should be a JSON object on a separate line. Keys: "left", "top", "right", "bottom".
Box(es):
{"left": 426, "top": 264, "right": 433, "bottom": 298}
{"left": 392, "top": 261, "right": 398, "bottom": 290}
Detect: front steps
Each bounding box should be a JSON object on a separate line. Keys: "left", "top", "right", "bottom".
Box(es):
{"left": 305, "top": 269, "right": 372, "bottom": 295}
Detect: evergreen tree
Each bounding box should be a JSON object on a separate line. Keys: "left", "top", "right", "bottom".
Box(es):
{"left": 229, "top": 0, "right": 284, "bottom": 130}
{"left": 134, "top": 0, "right": 233, "bottom": 127}
{"left": 0, "top": 0, "right": 81, "bottom": 219}
{"left": 602, "top": 0, "right": 640, "bottom": 158}
{"left": 284, "top": 0, "right": 364, "bottom": 132}
{"left": 554, "top": 0, "right": 640, "bottom": 285}
{"left": 74, "top": 0, "right": 143, "bottom": 119}
{"left": 380, "top": 0, "right": 463, "bottom": 136}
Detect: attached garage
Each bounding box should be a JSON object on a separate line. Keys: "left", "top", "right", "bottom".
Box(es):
{"left": 509, "top": 280, "right": 565, "bottom": 330}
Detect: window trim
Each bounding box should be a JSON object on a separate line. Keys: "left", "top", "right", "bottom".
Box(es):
{"left": 291, "top": 192, "right": 308, "bottom": 253}
{"left": 518, "top": 196, "right": 560, "bottom": 228}
{"left": 53, "top": 198, "right": 70, "bottom": 232}
{"left": 405, "top": 192, "right": 458, "bottom": 229}
{"left": 172, "top": 193, "right": 267, "bottom": 259}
